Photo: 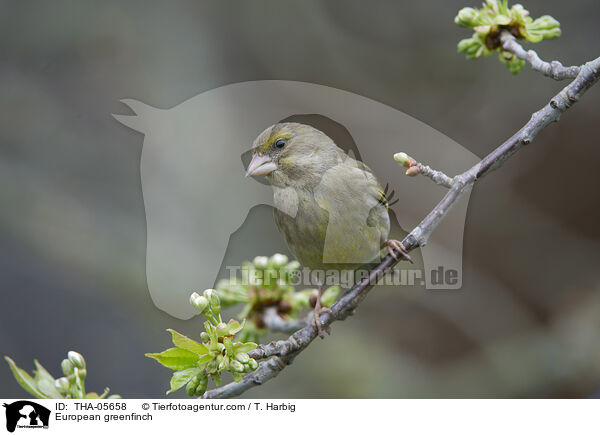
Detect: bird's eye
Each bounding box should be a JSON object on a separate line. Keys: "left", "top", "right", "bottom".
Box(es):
{"left": 275, "top": 139, "right": 286, "bottom": 149}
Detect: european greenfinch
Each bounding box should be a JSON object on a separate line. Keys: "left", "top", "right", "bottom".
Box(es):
{"left": 245, "top": 122, "right": 409, "bottom": 334}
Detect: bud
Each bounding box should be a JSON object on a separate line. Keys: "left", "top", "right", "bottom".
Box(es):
{"left": 203, "top": 289, "right": 221, "bottom": 314}
{"left": 200, "top": 332, "right": 210, "bottom": 343}
{"left": 526, "top": 15, "right": 561, "bottom": 41}
{"left": 393, "top": 152, "right": 416, "bottom": 167}
{"left": 195, "top": 377, "right": 208, "bottom": 396}
{"left": 55, "top": 377, "right": 70, "bottom": 392}
{"left": 278, "top": 299, "right": 292, "bottom": 314}
{"left": 205, "top": 359, "right": 218, "bottom": 373}
{"left": 454, "top": 7, "right": 479, "bottom": 28}
{"left": 405, "top": 166, "right": 421, "bottom": 177}
{"left": 75, "top": 368, "right": 87, "bottom": 380}
{"left": 253, "top": 256, "right": 269, "bottom": 269}
{"left": 235, "top": 352, "right": 250, "bottom": 364}
{"left": 218, "top": 357, "right": 229, "bottom": 371}
{"left": 186, "top": 375, "right": 201, "bottom": 397}
{"left": 269, "top": 253, "right": 288, "bottom": 268}
{"left": 67, "top": 351, "right": 86, "bottom": 369}
{"left": 247, "top": 358, "right": 258, "bottom": 371}
{"left": 190, "top": 292, "right": 209, "bottom": 313}
{"left": 61, "top": 359, "right": 74, "bottom": 376}
{"left": 229, "top": 360, "right": 245, "bottom": 372}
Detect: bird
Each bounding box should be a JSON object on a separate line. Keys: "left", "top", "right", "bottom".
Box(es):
{"left": 245, "top": 122, "right": 410, "bottom": 336}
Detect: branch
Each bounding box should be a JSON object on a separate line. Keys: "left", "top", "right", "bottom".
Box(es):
{"left": 500, "top": 31, "right": 580, "bottom": 80}
{"left": 394, "top": 152, "right": 453, "bottom": 188}
{"left": 261, "top": 307, "right": 309, "bottom": 334}
{"left": 202, "top": 55, "right": 600, "bottom": 399}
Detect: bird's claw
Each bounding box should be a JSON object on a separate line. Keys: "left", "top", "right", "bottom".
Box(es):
{"left": 384, "top": 239, "right": 413, "bottom": 264}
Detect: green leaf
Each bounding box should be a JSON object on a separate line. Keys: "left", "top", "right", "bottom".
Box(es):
{"left": 227, "top": 319, "right": 245, "bottom": 335}
{"left": 167, "top": 368, "right": 202, "bottom": 394}
{"left": 233, "top": 342, "right": 258, "bottom": 353}
{"left": 32, "top": 360, "right": 63, "bottom": 399}
{"left": 167, "top": 329, "right": 209, "bottom": 355}
{"left": 145, "top": 348, "right": 200, "bottom": 370}
{"left": 4, "top": 356, "right": 48, "bottom": 399}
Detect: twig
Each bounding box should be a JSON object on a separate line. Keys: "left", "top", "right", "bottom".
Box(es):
{"left": 500, "top": 31, "right": 580, "bottom": 80}
{"left": 202, "top": 55, "right": 600, "bottom": 399}
{"left": 394, "top": 152, "right": 453, "bottom": 188}
{"left": 261, "top": 307, "right": 310, "bottom": 334}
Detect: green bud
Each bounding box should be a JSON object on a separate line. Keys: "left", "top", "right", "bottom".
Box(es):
{"left": 55, "top": 377, "right": 70, "bottom": 392}
{"left": 525, "top": 15, "right": 561, "bottom": 42}
{"left": 253, "top": 256, "right": 269, "bottom": 269}
{"left": 218, "top": 358, "right": 229, "bottom": 371}
{"left": 203, "top": 289, "right": 221, "bottom": 314}
{"left": 509, "top": 3, "right": 530, "bottom": 24}
{"left": 75, "top": 368, "right": 87, "bottom": 380}
{"left": 247, "top": 358, "right": 258, "bottom": 371}
{"left": 457, "top": 36, "right": 489, "bottom": 60}
{"left": 454, "top": 7, "right": 479, "bottom": 28}
{"left": 200, "top": 332, "right": 210, "bottom": 342}
{"left": 190, "top": 292, "right": 209, "bottom": 313}
{"left": 195, "top": 378, "right": 208, "bottom": 397}
{"left": 269, "top": 253, "right": 288, "bottom": 268}
{"left": 235, "top": 352, "right": 250, "bottom": 364}
{"left": 186, "top": 376, "right": 201, "bottom": 397}
{"left": 67, "top": 351, "right": 86, "bottom": 369}
{"left": 61, "top": 359, "right": 74, "bottom": 376}
{"left": 229, "top": 360, "right": 245, "bottom": 372}
{"left": 205, "top": 359, "right": 218, "bottom": 374}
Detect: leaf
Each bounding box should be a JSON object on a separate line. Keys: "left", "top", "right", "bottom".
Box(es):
{"left": 4, "top": 356, "right": 48, "bottom": 399}
{"left": 145, "top": 348, "right": 200, "bottom": 370}
{"left": 233, "top": 342, "right": 257, "bottom": 353}
{"left": 33, "top": 360, "right": 63, "bottom": 398}
{"left": 167, "top": 368, "right": 202, "bottom": 394}
{"left": 167, "top": 329, "right": 209, "bottom": 355}
{"left": 197, "top": 354, "right": 214, "bottom": 366}
{"left": 227, "top": 319, "right": 245, "bottom": 335}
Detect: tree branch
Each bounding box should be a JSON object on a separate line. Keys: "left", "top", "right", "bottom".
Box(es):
{"left": 500, "top": 31, "right": 581, "bottom": 80}
{"left": 202, "top": 54, "right": 600, "bottom": 399}
{"left": 261, "top": 307, "right": 310, "bottom": 334}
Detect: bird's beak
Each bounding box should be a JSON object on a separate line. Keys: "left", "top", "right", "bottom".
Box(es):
{"left": 245, "top": 154, "right": 278, "bottom": 177}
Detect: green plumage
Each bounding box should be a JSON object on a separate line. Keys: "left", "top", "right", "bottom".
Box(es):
{"left": 248, "top": 123, "right": 391, "bottom": 272}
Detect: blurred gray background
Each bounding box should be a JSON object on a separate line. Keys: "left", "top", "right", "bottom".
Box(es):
{"left": 1, "top": 0, "right": 599, "bottom": 398}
